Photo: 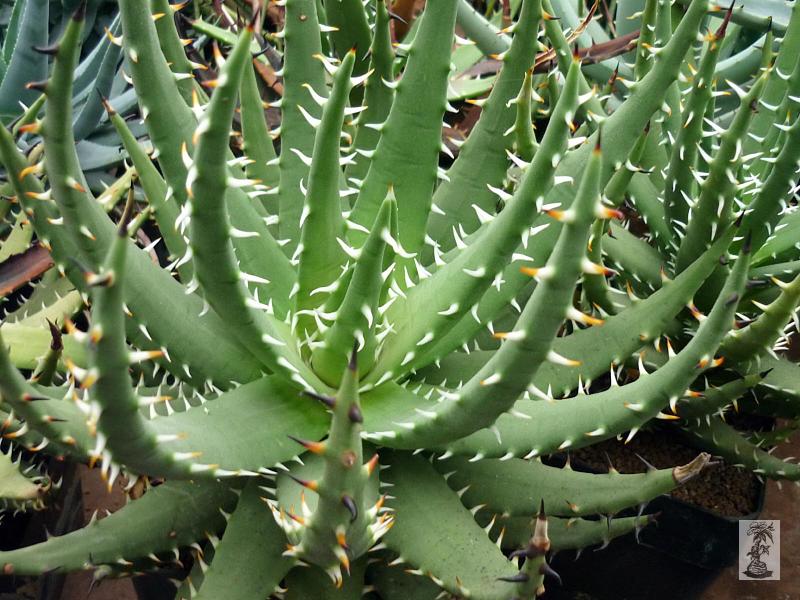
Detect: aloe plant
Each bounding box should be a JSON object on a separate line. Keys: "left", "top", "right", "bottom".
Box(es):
{"left": 0, "top": 0, "right": 798, "bottom": 598}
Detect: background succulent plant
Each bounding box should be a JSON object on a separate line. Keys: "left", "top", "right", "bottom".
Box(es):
{"left": 0, "top": 440, "right": 53, "bottom": 512}
{"left": 0, "top": 0, "right": 798, "bottom": 598}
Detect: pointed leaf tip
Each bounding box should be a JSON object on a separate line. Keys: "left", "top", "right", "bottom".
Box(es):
{"left": 46, "top": 319, "right": 63, "bottom": 352}
{"left": 73, "top": 0, "right": 87, "bottom": 21}
{"left": 714, "top": 0, "right": 735, "bottom": 39}
{"left": 248, "top": 3, "right": 261, "bottom": 33}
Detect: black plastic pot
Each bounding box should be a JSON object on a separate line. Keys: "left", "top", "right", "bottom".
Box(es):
{"left": 635, "top": 480, "right": 766, "bottom": 568}
{"left": 540, "top": 455, "right": 767, "bottom": 600}
{"left": 0, "top": 511, "right": 31, "bottom": 594}
{"left": 0, "top": 461, "right": 85, "bottom": 600}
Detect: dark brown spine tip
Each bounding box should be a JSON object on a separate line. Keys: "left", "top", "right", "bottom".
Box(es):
{"left": 540, "top": 562, "right": 562, "bottom": 584}
{"left": 97, "top": 89, "right": 115, "bottom": 116}
{"left": 32, "top": 44, "right": 60, "bottom": 56}
{"left": 341, "top": 494, "right": 358, "bottom": 523}
{"left": 46, "top": 319, "right": 63, "bottom": 352}
{"left": 759, "top": 368, "right": 774, "bottom": 378}
{"left": 72, "top": 0, "right": 87, "bottom": 21}
{"left": 286, "top": 435, "right": 325, "bottom": 454}
{"left": 387, "top": 10, "right": 408, "bottom": 24}
{"left": 746, "top": 278, "right": 768, "bottom": 289}
{"left": 538, "top": 498, "right": 545, "bottom": 516}
{"left": 252, "top": 42, "right": 270, "bottom": 59}
{"left": 287, "top": 474, "right": 318, "bottom": 491}
{"left": 725, "top": 292, "right": 740, "bottom": 306}
{"left": 498, "top": 573, "right": 530, "bottom": 583}
{"left": 734, "top": 211, "right": 744, "bottom": 227}
{"left": 348, "top": 403, "right": 363, "bottom": 424}
{"left": 25, "top": 80, "right": 48, "bottom": 92}
{"left": 608, "top": 63, "right": 619, "bottom": 85}
{"left": 715, "top": 1, "right": 735, "bottom": 38}
{"left": 742, "top": 231, "right": 752, "bottom": 254}
{"left": 302, "top": 390, "right": 336, "bottom": 408}
{"left": 248, "top": 3, "right": 261, "bottom": 33}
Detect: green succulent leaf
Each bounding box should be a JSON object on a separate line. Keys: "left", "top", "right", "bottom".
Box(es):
{"left": 0, "top": 479, "right": 237, "bottom": 576}
{"left": 382, "top": 451, "right": 517, "bottom": 599}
